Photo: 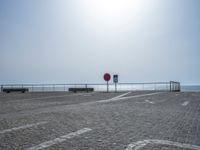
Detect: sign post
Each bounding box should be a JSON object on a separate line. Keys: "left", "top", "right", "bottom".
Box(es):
{"left": 103, "top": 73, "right": 111, "bottom": 93}
{"left": 113, "top": 74, "right": 118, "bottom": 92}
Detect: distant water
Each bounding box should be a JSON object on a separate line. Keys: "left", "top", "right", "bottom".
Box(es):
{"left": 181, "top": 85, "right": 200, "bottom": 92}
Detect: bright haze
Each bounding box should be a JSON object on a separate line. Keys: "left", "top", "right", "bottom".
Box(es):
{"left": 0, "top": 0, "right": 200, "bottom": 84}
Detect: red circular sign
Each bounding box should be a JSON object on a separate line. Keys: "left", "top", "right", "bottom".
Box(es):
{"left": 104, "top": 73, "right": 111, "bottom": 81}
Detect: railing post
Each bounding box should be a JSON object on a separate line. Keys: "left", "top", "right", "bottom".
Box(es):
{"left": 170, "top": 81, "right": 172, "bottom": 92}
{"left": 166, "top": 83, "right": 168, "bottom": 92}
{"left": 85, "top": 84, "right": 88, "bottom": 92}
{"left": 1, "top": 85, "right": 3, "bottom": 92}
{"left": 53, "top": 84, "right": 55, "bottom": 92}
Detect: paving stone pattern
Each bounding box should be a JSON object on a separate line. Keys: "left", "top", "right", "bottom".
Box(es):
{"left": 0, "top": 91, "right": 200, "bottom": 150}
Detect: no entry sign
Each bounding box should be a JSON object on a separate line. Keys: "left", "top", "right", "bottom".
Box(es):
{"left": 104, "top": 73, "right": 111, "bottom": 92}
{"left": 104, "top": 73, "right": 111, "bottom": 81}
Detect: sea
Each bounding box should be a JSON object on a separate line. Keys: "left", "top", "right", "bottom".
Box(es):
{"left": 181, "top": 85, "right": 200, "bottom": 92}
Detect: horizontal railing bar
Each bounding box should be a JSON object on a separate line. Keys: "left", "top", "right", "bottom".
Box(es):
{"left": 1, "top": 82, "right": 172, "bottom": 86}
{"left": 118, "top": 82, "right": 169, "bottom": 85}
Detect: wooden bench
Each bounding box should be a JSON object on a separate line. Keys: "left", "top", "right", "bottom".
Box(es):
{"left": 3, "top": 88, "right": 29, "bottom": 93}
{"left": 68, "top": 88, "right": 94, "bottom": 93}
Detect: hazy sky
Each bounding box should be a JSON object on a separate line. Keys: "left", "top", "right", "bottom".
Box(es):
{"left": 0, "top": 0, "right": 200, "bottom": 84}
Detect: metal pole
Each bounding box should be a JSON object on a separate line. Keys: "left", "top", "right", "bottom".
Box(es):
{"left": 107, "top": 81, "right": 109, "bottom": 93}
{"left": 166, "top": 83, "right": 168, "bottom": 91}
{"left": 53, "top": 84, "right": 55, "bottom": 92}
{"left": 85, "top": 84, "right": 88, "bottom": 93}
{"left": 115, "top": 83, "right": 117, "bottom": 92}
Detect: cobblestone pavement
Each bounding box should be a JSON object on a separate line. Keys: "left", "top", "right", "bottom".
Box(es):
{"left": 0, "top": 91, "right": 200, "bottom": 150}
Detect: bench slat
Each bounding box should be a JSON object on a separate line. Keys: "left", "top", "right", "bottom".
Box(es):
{"left": 3, "top": 88, "right": 29, "bottom": 93}
{"left": 68, "top": 88, "right": 94, "bottom": 93}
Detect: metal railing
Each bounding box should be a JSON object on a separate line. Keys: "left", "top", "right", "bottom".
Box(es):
{"left": 0, "top": 81, "right": 180, "bottom": 92}
{"left": 169, "top": 81, "right": 181, "bottom": 92}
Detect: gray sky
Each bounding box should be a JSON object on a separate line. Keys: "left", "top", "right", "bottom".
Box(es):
{"left": 0, "top": 0, "right": 200, "bottom": 84}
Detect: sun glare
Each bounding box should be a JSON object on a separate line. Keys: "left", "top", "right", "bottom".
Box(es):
{"left": 82, "top": 0, "right": 142, "bottom": 26}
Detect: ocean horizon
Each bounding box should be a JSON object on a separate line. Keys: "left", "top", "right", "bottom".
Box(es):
{"left": 181, "top": 85, "right": 200, "bottom": 92}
